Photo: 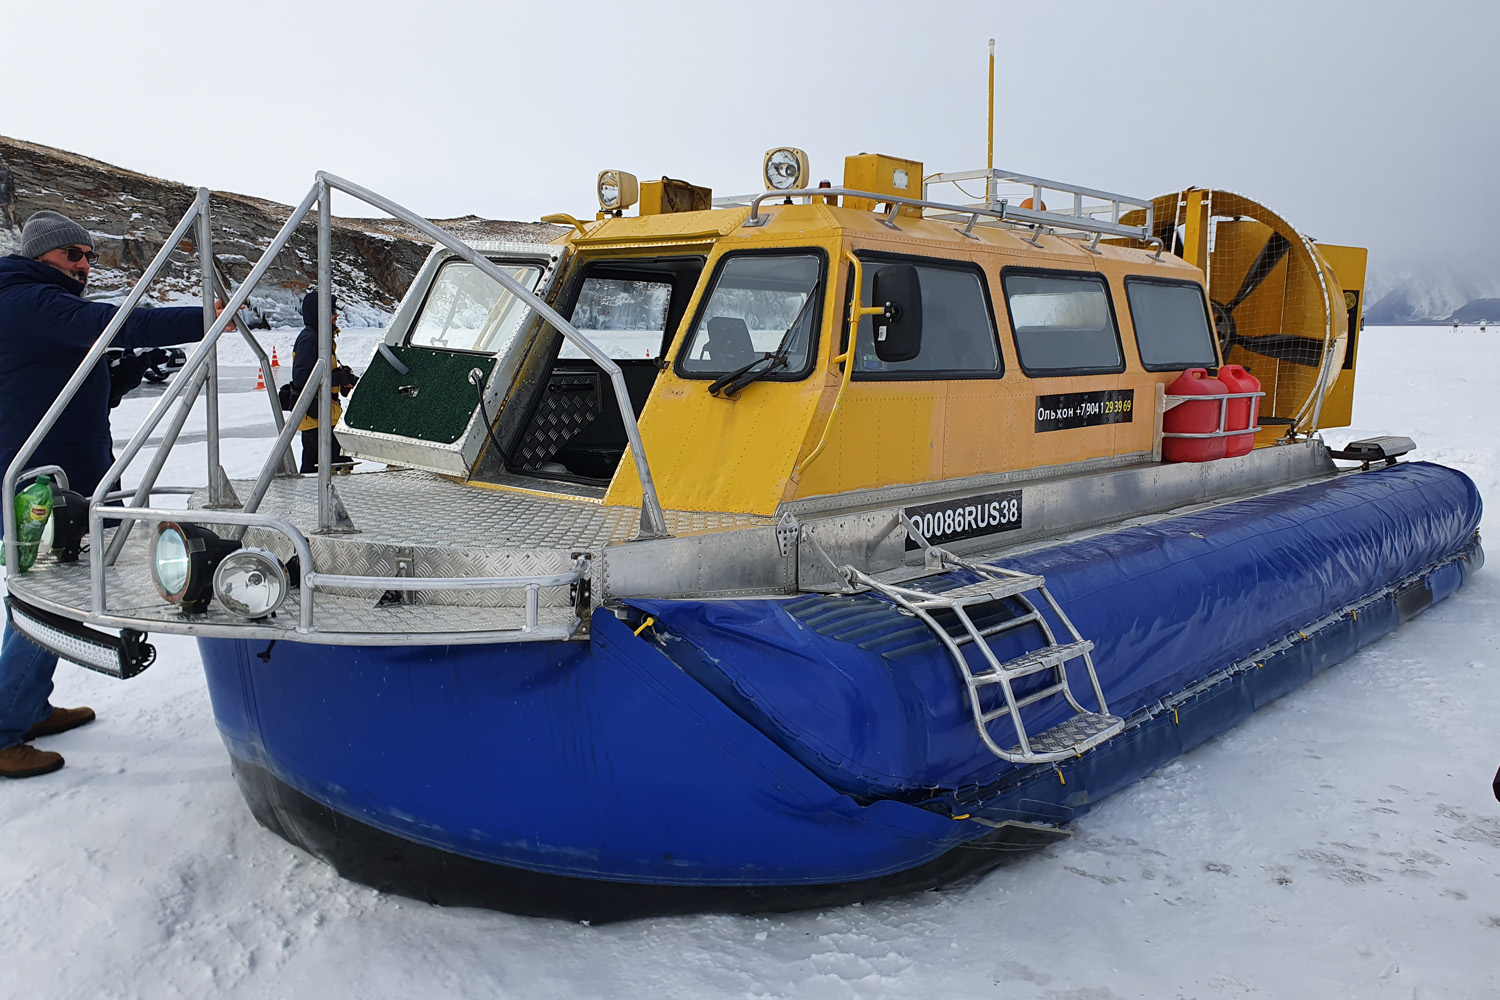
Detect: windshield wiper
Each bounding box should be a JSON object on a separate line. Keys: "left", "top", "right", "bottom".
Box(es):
{"left": 706, "top": 288, "right": 817, "bottom": 399}
{"left": 708, "top": 350, "right": 787, "bottom": 398}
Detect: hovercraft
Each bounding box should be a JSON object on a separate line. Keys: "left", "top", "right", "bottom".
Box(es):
{"left": 5, "top": 152, "right": 1482, "bottom": 921}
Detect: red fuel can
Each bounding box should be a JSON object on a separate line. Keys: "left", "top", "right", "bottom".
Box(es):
{"left": 1216, "top": 364, "right": 1261, "bottom": 457}
{"left": 1162, "top": 368, "right": 1229, "bottom": 462}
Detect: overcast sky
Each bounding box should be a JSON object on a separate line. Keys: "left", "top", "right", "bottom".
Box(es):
{"left": 2, "top": 0, "right": 1494, "bottom": 282}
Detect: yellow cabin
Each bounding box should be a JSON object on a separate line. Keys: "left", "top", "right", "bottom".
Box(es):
{"left": 337, "top": 151, "right": 1367, "bottom": 525}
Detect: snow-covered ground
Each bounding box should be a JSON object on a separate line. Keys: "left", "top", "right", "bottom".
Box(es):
{"left": 3, "top": 327, "right": 1497, "bottom": 999}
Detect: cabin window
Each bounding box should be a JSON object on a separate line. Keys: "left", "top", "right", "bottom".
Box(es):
{"left": 559, "top": 277, "right": 673, "bottom": 360}
{"left": 490, "top": 255, "right": 705, "bottom": 485}
{"left": 406, "top": 260, "right": 544, "bottom": 353}
{"left": 676, "top": 252, "right": 824, "bottom": 380}
{"left": 851, "top": 256, "right": 1001, "bottom": 379}
{"left": 1124, "top": 277, "right": 1219, "bottom": 370}
{"left": 1002, "top": 270, "right": 1125, "bottom": 376}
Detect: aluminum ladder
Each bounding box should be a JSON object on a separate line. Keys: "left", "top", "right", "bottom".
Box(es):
{"left": 843, "top": 555, "right": 1123, "bottom": 764}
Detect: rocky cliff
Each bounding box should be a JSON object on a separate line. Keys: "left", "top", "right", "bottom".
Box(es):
{"left": 0, "top": 135, "right": 563, "bottom": 327}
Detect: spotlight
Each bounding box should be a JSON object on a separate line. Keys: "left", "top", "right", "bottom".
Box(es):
{"left": 151, "top": 521, "right": 239, "bottom": 614}
{"left": 213, "top": 548, "right": 290, "bottom": 620}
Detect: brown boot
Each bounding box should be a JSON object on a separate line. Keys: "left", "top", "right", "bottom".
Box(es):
{"left": 0, "top": 744, "right": 64, "bottom": 779}
{"left": 25, "top": 706, "right": 96, "bottom": 740}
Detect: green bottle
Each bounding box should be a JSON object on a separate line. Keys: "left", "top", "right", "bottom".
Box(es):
{"left": 2, "top": 474, "right": 54, "bottom": 573}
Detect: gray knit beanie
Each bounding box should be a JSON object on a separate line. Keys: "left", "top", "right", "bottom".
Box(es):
{"left": 20, "top": 210, "right": 93, "bottom": 259}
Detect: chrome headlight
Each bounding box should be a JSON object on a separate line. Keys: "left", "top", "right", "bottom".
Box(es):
{"left": 213, "top": 548, "right": 289, "bottom": 620}
{"left": 151, "top": 521, "right": 238, "bottom": 614}
{"left": 762, "top": 147, "right": 808, "bottom": 191}
{"left": 597, "top": 169, "right": 639, "bottom": 212}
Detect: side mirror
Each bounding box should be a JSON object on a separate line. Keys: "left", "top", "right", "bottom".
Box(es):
{"left": 871, "top": 265, "right": 922, "bottom": 363}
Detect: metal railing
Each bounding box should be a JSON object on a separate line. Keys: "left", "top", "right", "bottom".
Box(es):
{"left": 99, "top": 505, "right": 587, "bottom": 637}
{"left": 925, "top": 167, "right": 1155, "bottom": 241}
{"left": 4, "top": 174, "right": 665, "bottom": 637}
{"left": 1152, "top": 383, "right": 1268, "bottom": 462}
{"left": 715, "top": 168, "right": 1155, "bottom": 246}
{"left": 319, "top": 173, "right": 668, "bottom": 539}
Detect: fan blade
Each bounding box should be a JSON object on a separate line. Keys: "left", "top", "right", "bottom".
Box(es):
{"left": 1211, "top": 300, "right": 1235, "bottom": 355}
{"left": 1225, "top": 331, "right": 1325, "bottom": 367}
{"left": 1224, "top": 232, "right": 1292, "bottom": 313}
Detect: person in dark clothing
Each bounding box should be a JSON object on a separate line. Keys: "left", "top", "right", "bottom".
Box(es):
{"left": 290, "top": 290, "right": 358, "bottom": 474}
{"left": 0, "top": 210, "right": 220, "bottom": 779}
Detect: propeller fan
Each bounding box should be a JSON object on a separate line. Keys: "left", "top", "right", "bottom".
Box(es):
{"left": 1210, "top": 231, "right": 1327, "bottom": 367}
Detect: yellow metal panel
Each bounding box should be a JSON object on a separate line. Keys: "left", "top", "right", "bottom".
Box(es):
{"left": 1182, "top": 189, "right": 1210, "bottom": 271}
{"left": 604, "top": 237, "right": 845, "bottom": 516}
{"left": 1309, "top": 243, "right": 1368, "bottom": 430}
{"left": 790, "top": 249, "right": 1176, "bottom": 502}
{"left": 842, "top": 154, "right": 924, "bottom": 217}
{"left": 577, "top": 208, "right": 747, "bottom": 244}
{"left": 601, "top": 204, "right": 1227, "bottom": 515}
{"left": 639, "top": 178, "right": 713, "bottom": 216}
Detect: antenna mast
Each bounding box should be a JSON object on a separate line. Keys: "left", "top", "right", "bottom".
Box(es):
{"left": 987, "top": 38, "right": 995, "bottom": 174}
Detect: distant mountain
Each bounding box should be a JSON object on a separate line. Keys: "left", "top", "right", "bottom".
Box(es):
{"left": 1365, "top": 268, "right": 1500, "bottom": 326}
{"left": 1442, "top": 298, "right": 1500, "bottom": 324}
{"left": 0, "top": 136, "right": 562, "bottom": 327}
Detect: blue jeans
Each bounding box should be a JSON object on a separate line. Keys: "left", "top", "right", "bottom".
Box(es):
{"left": 0, "top": 619, "right": 57, "bottom": 749}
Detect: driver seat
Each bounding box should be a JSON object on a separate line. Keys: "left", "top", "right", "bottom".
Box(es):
{"left": 704, "top": 317, "right": 756, "bottom": 369}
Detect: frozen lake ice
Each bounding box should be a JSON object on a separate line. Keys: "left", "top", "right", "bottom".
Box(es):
{"left": 2, "top": 327, "right": 1497, "bottom": 999}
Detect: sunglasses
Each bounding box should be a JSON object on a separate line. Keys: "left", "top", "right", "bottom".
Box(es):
{"left": 62, "top": 247, "right": 100, "bottom": 265}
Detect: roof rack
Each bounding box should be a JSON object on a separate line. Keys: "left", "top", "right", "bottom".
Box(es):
{"left": 713, "top": 167, "right": 1156, "bottom": 246}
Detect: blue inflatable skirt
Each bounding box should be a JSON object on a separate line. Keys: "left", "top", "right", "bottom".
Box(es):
{"left": 199, "top": 462, "right": 1483, "bottom": 919}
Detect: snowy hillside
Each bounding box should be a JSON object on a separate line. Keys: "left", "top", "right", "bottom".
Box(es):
{"left": 1364, "top": 268, "right": 1500, "bottom": 325}
{"left": 1, "top": 327, "right": 1496, "bottom": 999}
{"left": 0, "top": 135, "right": 563, "bottom": 328}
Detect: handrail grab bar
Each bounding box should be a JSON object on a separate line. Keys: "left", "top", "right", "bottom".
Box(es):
{"left": 18, "top": 466, "right": 70, "bottom": 492}
{"left": 228, "top": 359, "right": 328, "bottom": 540}
{"left": 800, "top": 252, "right": 874, "bottom": 472}
{"left": 90, "top": 184, "right": 323, "bottom": 593}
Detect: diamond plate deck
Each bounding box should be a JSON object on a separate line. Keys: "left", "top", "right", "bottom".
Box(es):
{"left": 1010, "top": 712, "right": 1124, "bottom": 756}
{"left": 220, "top": 469, "right": 769, "bottom": 608}
{"left": 237, "top": 468, "right": 766, "bottom": 550}
{"left": 9, "top": 527, "right": 579, "bottom": 645}
{"left": 6, "top": 467, "right": 771, "bottom": 643}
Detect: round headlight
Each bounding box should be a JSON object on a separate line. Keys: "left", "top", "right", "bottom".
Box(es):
{"left": 151, "top": 520, "right": 240, "bottom": 613}
{"left": 213, "top": 548, "right": 289, "bottom": 620}
{"left": 596, "top": 170, "right": 638, "bottom": 212}
{"left": 153, "top": 525, "right": 192, "bottom": 600}
{"left": 763, "top": 147, "right": 808, "bottom": 191}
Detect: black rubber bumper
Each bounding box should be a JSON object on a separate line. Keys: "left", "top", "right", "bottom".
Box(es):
{"left": 229, "top": 755, "right": 1053, "bottom": 923}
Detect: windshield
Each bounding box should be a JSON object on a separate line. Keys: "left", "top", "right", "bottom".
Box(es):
{"left": 407, "top": 259, "right": 543, "bottom": 353}
{"left": 677, "top": 254, "right": 821, "bottom": 376}
{"left": 559, "top": 276, "right": 672, "bottom": 360}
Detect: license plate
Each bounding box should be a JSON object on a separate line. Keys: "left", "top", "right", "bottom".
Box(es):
{"left": 903, "top": 490, "right": 1022, "bottom": 550}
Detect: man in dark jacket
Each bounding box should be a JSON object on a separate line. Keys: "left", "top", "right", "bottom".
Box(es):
{"left": 0, "top": 210, "right": 216, "bottom": 779}
{"left": 290, "top": 290, "right": 357, "bottom": 474}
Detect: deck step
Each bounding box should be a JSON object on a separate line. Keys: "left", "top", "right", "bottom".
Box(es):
{"left": 972, "top": 639, "right": 1094, "bottom": 683}
{"left": 1009, "top": 712, "right": 1124, "bottom": 757}
{"left": 841, "top": 559, "right": 1119, "bottom": 765}
{"left": 903, "top": 572, "right": 1046, "bottom": 606}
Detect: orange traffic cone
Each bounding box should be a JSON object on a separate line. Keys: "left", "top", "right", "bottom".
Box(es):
{"left": 271, "top": 346, "right": 281, "bottom": 369}
{"left": 255, "top": 366, "right": 265, "bottom": 391}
